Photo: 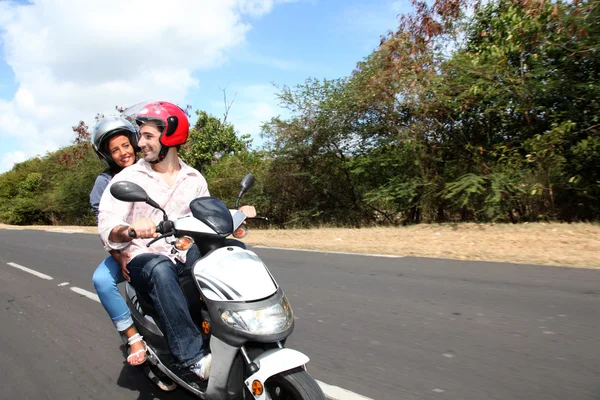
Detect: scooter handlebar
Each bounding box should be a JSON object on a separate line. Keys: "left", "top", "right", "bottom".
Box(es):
{"left": 128, "top": 220, "right": 174, "bottom": 239}
{"left": 156, "top": 220, "right": 174, "bottom": 235}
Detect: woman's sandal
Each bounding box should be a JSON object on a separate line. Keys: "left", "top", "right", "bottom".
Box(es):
{"left": 127, "top": 333, "right": 147, "bottom": 366}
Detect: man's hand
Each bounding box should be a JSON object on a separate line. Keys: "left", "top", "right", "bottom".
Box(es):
{"left": 129, "top": 218, "right": 158, "bottom": 239}
{"left": 110, "top": 250, "right": 132, "bottom": 282}
{"left": 108, "top": 217, "right": 157, "bottom": 243}
{"left": 239, "top": 205, "right": 257, "bottom": 218}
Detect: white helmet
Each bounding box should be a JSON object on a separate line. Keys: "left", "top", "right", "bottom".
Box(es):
{"left": 92, "top": 116, "right": 139, "bottom": 169}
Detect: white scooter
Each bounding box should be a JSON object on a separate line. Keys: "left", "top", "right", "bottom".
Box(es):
{"left": 110, "top": 174, "right": 324, "bottom": 400}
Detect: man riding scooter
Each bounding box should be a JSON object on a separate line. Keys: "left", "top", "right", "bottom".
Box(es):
{"left": 97, "top": 100, "right": 255, "bottom": 383}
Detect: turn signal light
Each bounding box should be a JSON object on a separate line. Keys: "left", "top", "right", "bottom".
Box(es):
{"left": 201, "top": 321, "right": 211, "bottom": 335}
{"left": 175, "top": 236, "right": 194, "bottom": 250}
{"left": 252, "top": 380, "right": 263, "bottom": 395}
{"left": 233, "top": 224, "right": 248, "bottom": 239}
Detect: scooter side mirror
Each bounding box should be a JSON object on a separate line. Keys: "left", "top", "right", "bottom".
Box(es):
{"left": 239, "top": 173, "right": 255, "bottom": 195}
{"left": 110, "top": 180, "right": 167, "bottom": 220}
{"left": 110, "top": 181, "right": 149, "bottom": 203}
{"left": 235, "top": 173, "right": 255, "bottom": 209}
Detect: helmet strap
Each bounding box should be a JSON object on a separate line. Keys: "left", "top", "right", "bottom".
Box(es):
{"left": 149, "top": 145, "right": 170, "bottom": 164}
{"left": 95, "top": 148, "right": 119, "bottom": 171}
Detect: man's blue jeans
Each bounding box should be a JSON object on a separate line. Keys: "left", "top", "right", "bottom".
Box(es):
{"left": 92, "top": 256, "right": 133, "bottom": 331}
{"left": 127, "top": 245, "right": 205, "bottom": 368}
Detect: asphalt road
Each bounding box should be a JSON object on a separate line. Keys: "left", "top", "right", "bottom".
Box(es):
{"left": 0, "top": 228, "right": 599, "bottom": 400}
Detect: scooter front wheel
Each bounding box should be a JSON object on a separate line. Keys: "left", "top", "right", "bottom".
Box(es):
{"left": 262, "top": 367, "right": 325, "bottom": 400}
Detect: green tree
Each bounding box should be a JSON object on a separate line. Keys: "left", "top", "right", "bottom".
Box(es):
{"left": 179, "top": 111, "right": 252, "bottom": 173}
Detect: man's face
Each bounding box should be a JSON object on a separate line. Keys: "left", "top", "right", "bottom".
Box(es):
{"left": 138, "top": 123, "right": 162, "bottom": 162}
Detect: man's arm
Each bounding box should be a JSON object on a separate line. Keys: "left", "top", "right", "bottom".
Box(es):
{"left": 98, "top": 178, "right": 134, "bottom": 251}
{"left": 195, "top": 172, "right": 210, "bottom": 198}
{"left": 108, "top": 225, "right": 134, "bottom": 243}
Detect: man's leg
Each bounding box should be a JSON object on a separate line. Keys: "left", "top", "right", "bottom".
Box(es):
{"left": 181, "top": 244, "right": 200, "bottom": 272}
{"left": 127, "top": 253, "right": 205, "bottom": 368}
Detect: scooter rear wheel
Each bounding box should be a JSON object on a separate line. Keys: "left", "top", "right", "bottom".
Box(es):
{"left": 262, "top": 367, "right": 325, "bottom": 400}
{"left": 143, "top": 363, "right": 178, "bottom": 392}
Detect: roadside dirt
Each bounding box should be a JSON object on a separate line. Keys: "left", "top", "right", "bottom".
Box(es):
{"left": 1, "top": 222, "right": 598, "bottom": 268}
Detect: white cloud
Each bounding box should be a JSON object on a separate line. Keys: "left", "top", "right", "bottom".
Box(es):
{"left": 1, "top": 150, "right": 26, "bottom": 172}
{"left": 0, "top": 0, "right": 292, "bottom": 173}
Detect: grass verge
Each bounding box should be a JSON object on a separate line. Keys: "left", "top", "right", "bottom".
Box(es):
{"left": 1, "top": 222, "right": 598, "bottom": 269}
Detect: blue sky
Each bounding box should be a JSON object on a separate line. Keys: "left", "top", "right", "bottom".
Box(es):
{"left": 0, "top": 0, "right": 409, "bottom": 172}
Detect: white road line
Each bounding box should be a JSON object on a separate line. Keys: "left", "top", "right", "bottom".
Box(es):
{"left": 44, "top": 230, "right": 85, "bottom": 234}
{"left": 252, "top": 245, "right": 403, "bottom": 258}
{"left": 5, "top": 260, "right": 372, "bottom": 400}
{"left": 7, "top": 262, "right": 53, "bottom": 280}
{"left": 70, "top": 287, "right": 100, "bottom": 302}
{"left": 317, "top": 380, "right": 374, "bottom": 400}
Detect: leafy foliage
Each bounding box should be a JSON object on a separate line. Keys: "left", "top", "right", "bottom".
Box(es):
{"left": 1, "top": 0, "right": 599, "bottom": 226}
{"left": 179, "top": 111, "right": 252, "bottom": 173}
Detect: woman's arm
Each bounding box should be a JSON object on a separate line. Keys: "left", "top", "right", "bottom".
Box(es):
{"left": 90, "top": 173, "right": 111, "bottom": 223}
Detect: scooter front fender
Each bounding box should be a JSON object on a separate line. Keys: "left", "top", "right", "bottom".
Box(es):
{"left": 244, "top": 348, "right": 310, "bottom": 400}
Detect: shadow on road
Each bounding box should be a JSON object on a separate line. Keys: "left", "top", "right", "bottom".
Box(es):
{"left": 114, "top": 344, "right": 196, "bottom": 400}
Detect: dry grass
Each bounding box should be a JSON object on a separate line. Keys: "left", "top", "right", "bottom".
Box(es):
{"left": 1, "top": 222, "right": 599, "bottom": 268}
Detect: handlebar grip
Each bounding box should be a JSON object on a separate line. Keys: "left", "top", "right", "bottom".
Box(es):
{"left": 248, "top": 216, "right": 269, "bottom": 221}
{"left": 156, "top": 220, "right": 174, "bottom": 235}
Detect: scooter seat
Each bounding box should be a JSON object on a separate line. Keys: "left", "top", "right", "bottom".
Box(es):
{"left": 135, "top": 289, "right": 158, "bottom": 318}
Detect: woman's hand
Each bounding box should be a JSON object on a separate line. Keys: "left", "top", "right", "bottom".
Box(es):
{"left": 110, "top": 250, "right": 132, "bottom": 282}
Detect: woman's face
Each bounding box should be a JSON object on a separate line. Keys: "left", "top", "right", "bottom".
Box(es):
{"left": 108, "top": 134, "right": 135, "bottom": 168}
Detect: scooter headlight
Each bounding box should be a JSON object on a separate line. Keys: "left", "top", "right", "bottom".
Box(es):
{"left": 219, "top": 296, "right": 293, "bottom": 335}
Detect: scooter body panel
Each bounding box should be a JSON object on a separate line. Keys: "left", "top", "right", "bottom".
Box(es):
{"left": 115, "top": 188, "right": 316, "bottom": 399}
{"left": 244, "top": 348, "right": 310, "bottom": 400}
{"left": 193, "top": 246, "right": 278, "bottom": 302}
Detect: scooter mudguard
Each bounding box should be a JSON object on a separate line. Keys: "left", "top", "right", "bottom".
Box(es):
{"left": 244, "top": 348, "right": 310, "bottom": 400}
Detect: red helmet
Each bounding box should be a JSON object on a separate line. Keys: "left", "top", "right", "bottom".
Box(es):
{"left": 123, "top": 101, "right": 189, "bottom": 147}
